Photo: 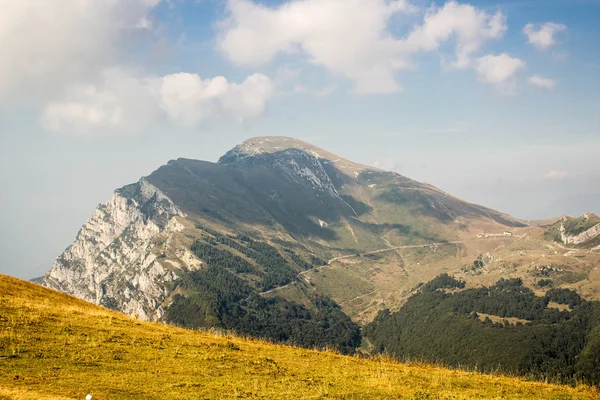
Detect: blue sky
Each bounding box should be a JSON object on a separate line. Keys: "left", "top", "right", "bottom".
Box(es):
{"left": 0, "top": 0, "right": 599, "bottom": 279}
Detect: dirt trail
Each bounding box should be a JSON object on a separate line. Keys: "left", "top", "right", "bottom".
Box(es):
{"left": 338, "top": 290, "right": 377, "bottom": 306}
{"left": 260, "top": 240, "right": 465, "bottom": 296}
{"left": 327, "top": 240, "right": 465, "bottom": 265}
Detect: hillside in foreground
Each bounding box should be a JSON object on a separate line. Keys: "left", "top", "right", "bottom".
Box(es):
{"left": 1, "top": 275, "right": 598, "bottom": 399}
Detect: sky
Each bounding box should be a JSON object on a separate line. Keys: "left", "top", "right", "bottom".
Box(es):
{"left": 1, "top": 0, "right": 599, "bottom": 280}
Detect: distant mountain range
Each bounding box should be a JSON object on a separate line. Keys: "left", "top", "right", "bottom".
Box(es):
{"left": 40, "top": 137, "right": 600, "bottom": 360}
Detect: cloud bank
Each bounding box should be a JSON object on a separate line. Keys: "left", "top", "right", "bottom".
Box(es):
{"left": 1, "top": 0, "right": 275, "bottom": 138}
{"left": 42, "top": 69, "right": 275, "bottom": 138}
{"left": 0, "top": 0, "right": 568, "bottom": 138}
{"left": 0, "top": 0, "right": 160, "bottom": 103}
{"left": 218, "top": 0, "right": 515, "bottom": 94}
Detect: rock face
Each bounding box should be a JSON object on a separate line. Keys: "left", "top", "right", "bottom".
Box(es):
{"left": 223, "top": 147, "right": 344, "bottom": 201}
{"left": 42, "top": 178, "right": 186, "bottom": 320}
{"left": 560, "top": 222, "right": 600, "bottom": 245}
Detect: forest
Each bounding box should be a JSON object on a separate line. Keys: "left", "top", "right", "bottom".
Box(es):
{"left": 192, "top": 227, "right": 304, "bottom": 290}
{"left": 165, "top": 265, "right": 361, "bottom": 354}
{"left": 166, "top": 228, "right": 361, "bottom": 353}
{"left": 364, "top": 274, "right": 600, "bottom": 385}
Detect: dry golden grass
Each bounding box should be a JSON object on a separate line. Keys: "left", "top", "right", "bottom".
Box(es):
{"left": 547, "top": 302, "right": 572, "bottom": 312}
{"left": 0, "top": 274, "right": 598, "bottom": 399}
{"left": 476, "top": 313, "right": 531, "bottom": 326}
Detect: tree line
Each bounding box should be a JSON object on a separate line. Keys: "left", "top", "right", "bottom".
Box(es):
{"left": 364, "top": 274, "right": 600, "bottom": 385}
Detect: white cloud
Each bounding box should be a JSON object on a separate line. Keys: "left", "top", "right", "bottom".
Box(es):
{"left": 42, "top": 70, "right": 275, "bottom": 137}
{"left": 373, "top": 158, "right": 400, "bottom": 171}
{"left": 544, "top": 170, "right": 569, "bottom": 180}
{"left": 474, "top": 53, "right": 525, "bottom": 94}
{"left": 402, "top": 1, "right": 506, "bottom": 69}
{"left": 0, "top": 0, "right": 276, "bottom": 138}
{"left": 313, "top": 86, "right": 335, "bottom": 97}
{"left": 528, "top": 75, "right": 556, "bottom": 90}
{"left": 218, "top": 0, "right": 506, "bottom": 94}
{"left": 159, "top": 74, "right": 228, "bottom": 127}
{"left": 211, "top": 73, "right": 275, "bottom": 122}
{"left": 523, "top": 22, "right": 567, "bottom": 50}
{"left": 475, "top": 54, "right": 525, "bottom": 83}
{"left": 159, "top": 73, "right": 274, "bottom": 127}
{"left": 218, "top": 0, "right": 416, "bottom": 94}
{"left": 41, "top": 69, "right": 161, "bottom": 138}
{"left": 0, "top": 0, "right": 161, "bottom": 104}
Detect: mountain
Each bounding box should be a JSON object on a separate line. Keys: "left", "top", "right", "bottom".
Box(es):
{"left": 544, "top": 213, "right": 600, "bottom": 249}
{"left": 41, "top": 136, "right": 600, "bottom": 349}
{"left": 5, "top": 274, "right": 598, "bottom": 399}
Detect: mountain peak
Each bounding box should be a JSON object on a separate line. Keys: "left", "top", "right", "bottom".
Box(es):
{"left": 220, "top": 136, "right": 338, "bottom": 163}
{"left": 225, "top": 136, "right": 327, "bottom": 155}
{"left": 219, "top": 136, "right": 377, "bottom": 176}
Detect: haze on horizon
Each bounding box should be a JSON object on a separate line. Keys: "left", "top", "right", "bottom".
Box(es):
{"left": 0, "top": 0, "right": 599, "bottom": 279}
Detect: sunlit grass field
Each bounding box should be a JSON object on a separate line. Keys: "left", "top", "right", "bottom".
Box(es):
{"left": 0, "top": 274, "right": 598, "bottom": 399}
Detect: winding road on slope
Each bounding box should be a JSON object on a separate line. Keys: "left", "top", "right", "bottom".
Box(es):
{"left": 259, "top": 240, "right": 466, "bottom": 296}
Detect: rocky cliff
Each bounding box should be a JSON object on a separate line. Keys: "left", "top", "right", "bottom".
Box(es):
{"left": 561, "top": 222, "right": 600, "bottom": 245}
{"left": 545, "top": 213, "right": 600, "bottom": 248}
{"left": 42, "top": 178, "right": 188, "bottom": 320}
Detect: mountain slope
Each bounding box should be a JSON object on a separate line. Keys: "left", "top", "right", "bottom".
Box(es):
{"left": 365, "top": 274, "right": 600, "bottom": 385}
{"left": 42, "top": 136, "right": 600, "bottom": 333}
{"left": 545, "top": 213, "right": 600, "bottom": 249}
{"left": 2, "top": 274, "right": 598, "bottom": 400}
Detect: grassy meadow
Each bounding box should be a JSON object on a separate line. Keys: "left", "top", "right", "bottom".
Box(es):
{"left": 1, "top": 274, "right": 598, "bottom": 400}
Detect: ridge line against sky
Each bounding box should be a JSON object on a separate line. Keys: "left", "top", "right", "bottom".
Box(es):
{"left": 0, "top": 0, "right": 599, "bottom": 278}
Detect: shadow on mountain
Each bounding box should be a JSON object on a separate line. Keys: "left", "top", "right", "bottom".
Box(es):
{"left": 143, "top": 158, "right": 377, "bottom": 241}
{"left": 358, "top": 221, "right": 444, "bottom": 244}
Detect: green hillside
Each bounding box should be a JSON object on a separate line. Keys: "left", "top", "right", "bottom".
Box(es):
{"left": 365, "top": 274, "right": 600, "bottom": 385}
{"left": 544, "top": 213, "right": 600, "bottom": 247}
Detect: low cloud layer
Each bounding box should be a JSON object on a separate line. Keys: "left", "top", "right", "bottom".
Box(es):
{"left": 0, "top": 0, "right": 161, "bottom": 104}
{"left": 42, "top": 69, "right": 275, "bottom": 138}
